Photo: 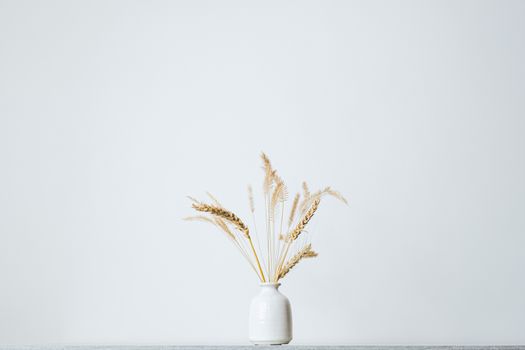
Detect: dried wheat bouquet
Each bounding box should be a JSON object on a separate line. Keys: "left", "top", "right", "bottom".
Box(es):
{"left": 185, "top": 153, "right": 347, "bottom": 282}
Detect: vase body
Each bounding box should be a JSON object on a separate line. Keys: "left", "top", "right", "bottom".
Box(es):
{"left": 249, "top": 283, "right": 292, "bottom": 345}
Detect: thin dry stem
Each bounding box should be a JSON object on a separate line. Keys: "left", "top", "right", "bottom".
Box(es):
{"left": 185, "top": 215, "right": 261, "bottom": 279}
{"left": 183, "top": 215, "right": 215, "bottom": 224}
{"left": 248, "top": 185, "right": 255, "bottom": 213}
{"left": 213, "top": 217, "right": 236, "bottom": 240}
{"left": 192, "top": 202, "right": 269, "bottom": 282}
{"left": 184, "top": 215, "right": 235, "bottom": 240}
{"left": 186, "top": 196, "right": 201, "bottom": 204}
{"left": 274, "top": 198, "right": 320, "bottom": 280}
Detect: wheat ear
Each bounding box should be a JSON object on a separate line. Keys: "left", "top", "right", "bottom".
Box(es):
{"left": 288, "top": 193, "right": 300, "bottom": 229}
{"left": 278, "top": 244, "right": 318, "bottom": 280}
{"left": 261, "top": 152, "right": 274, "bottom": 194}
{"left": 274, "top": 198, "right": 321, "bottom": 280}
{"left": 192, "top": 203, "right": 266, "bottom": 282}
{"left": 289, "top": 198, "right": 320, "bottom": 241}
{"left": 311, "top": 186, "right": 348, "bottom": 205}
{"left": 192, "top": 203, "right": 250, "bottom": 237}
{"left": 298, "top": 181, "right": 312, "bottom": 215}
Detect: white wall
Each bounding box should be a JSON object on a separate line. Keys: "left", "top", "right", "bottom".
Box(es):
{"left": 1, "top": 0, "right": 524, "bottom": 345}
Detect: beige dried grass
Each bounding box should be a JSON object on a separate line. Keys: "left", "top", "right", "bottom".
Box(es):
{"left": 186, "top": 153, "right": 346, "bottom": 283}
{"left": 206, "top": 192, "right": 223, "bottom": 207}
{"left": 289, "top": 198, "right": 320, "bottom": 241}
{"left": 278, "top": 243, "right": 318, "bottom": 280}
{"left": 288, "top": 193, "right": 300, "bottom": 229}
{"left": 192, "top": 203, "right": 250, "bottom": 238}
{"left": 192, "top": 202, "right": 266, "bottom": 282}
{"left": 261, "top": 152, "right": 275, "bottom": 194}
{"left": 311, "top": 186, "right": 348, "bottom": 205}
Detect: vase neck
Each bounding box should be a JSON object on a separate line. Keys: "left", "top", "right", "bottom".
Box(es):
{"left": 260, "top": 282, "right": 281, "bottom": 290}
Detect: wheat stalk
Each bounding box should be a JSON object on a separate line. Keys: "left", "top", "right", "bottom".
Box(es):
{"left": 186, "top": 196, "right": 201, "bottom": 204}
{"left": 185, "top": 215, "right": 237, "bottom": 241}
{"left": 248, "top": 185, "right": 255, "bottom": 213}
{"left": 260, "top": 152, "right": 281, "bottom": 279}
{"left": 192, "top": 202, "right": 266, "bottom": 282}
{"left": 278, "top": 243, "right": 318, "bottom": 280}
{"left": 274, "top": 198, "right": 321, "bottom": 280}
{"left": 270, "top": 176, "right": 288, "bottom": 280}
{"left": 248, "top": 184, "right": 267, "bottom": 275}
{"left": 183, "top": 215, "right": 215, "bottom": 225}
{"left": 184, "top": 215, "right": 265, "bottom": 277}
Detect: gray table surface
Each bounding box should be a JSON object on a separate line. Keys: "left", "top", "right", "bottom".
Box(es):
{"left": 1, "top": 346, "right": 524, "bottom": 350}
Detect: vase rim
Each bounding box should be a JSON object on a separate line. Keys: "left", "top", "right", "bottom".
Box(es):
{"left": 259, "top": 282, "right": 281, "bottom": 287}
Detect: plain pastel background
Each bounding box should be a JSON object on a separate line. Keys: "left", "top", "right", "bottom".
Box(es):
{"left": 1, "top": 0, "right": 524, "bottom": 345}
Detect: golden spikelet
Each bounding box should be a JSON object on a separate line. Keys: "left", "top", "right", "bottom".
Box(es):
{"left": 289, "top": 198, "right": 320, "bottom": 241}
{"left": 192, "top": 203, "right": 250, "bottom": 238}
{"left": 288, "top": 193, "right": 300, "bottom": 228}
{"left": 278, "top": 243, "right": 318, "bottom": 280}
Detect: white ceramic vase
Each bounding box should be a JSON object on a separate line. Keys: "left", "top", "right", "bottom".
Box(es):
{"left": 249, "top": 283, "right": 292, "bottom": 345}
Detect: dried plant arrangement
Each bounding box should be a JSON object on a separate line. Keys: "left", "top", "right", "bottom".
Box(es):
{"left": 185, "top": 153, "right": 347, "bottom": 283}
